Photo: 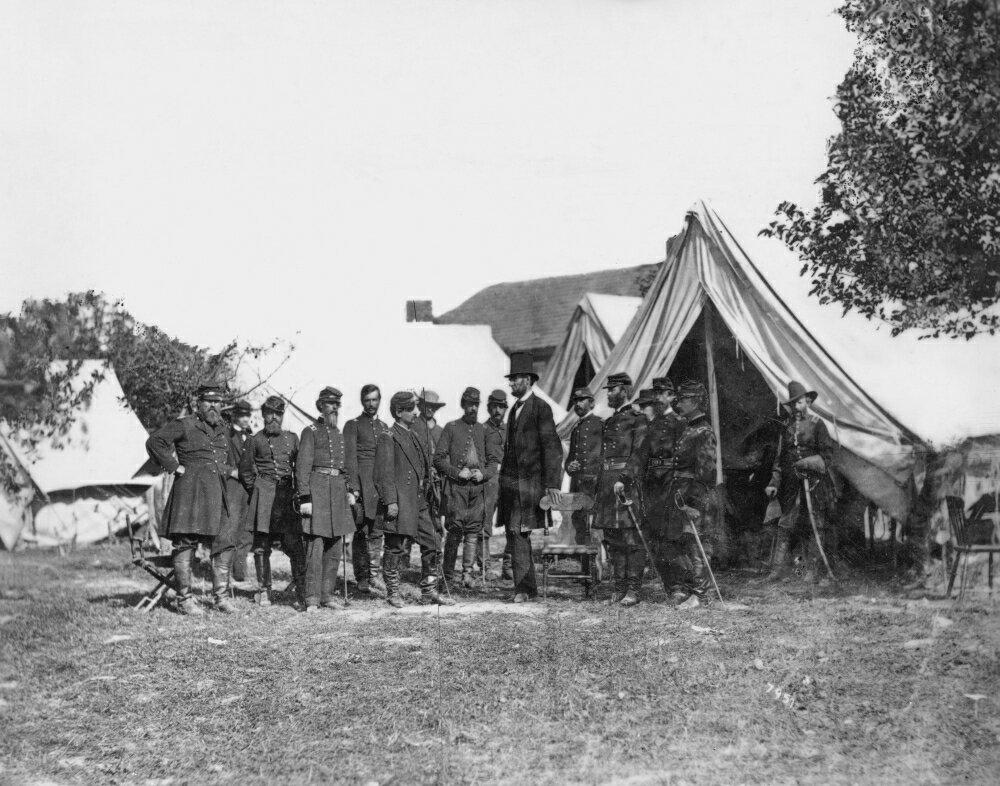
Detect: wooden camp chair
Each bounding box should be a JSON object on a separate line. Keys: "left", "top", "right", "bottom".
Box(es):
{"left": 126, "top": 514, "right": 178, "bottom": 612}
{"left": 944, "top": 496, "right": 1000, "bottom": 599}
{"left": 539, "top": 491, "right": 600, "bottom": 599}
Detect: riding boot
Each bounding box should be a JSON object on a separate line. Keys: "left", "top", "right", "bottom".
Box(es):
{"left": 321, "top": 540, "right": 341, "bottom": 606}
{"left": 766, "top": 531, "right": 791, "bottom": 582}
{"left": 620, "top": 548, "right": 645, "bottom": 607}
{"left": 461, "top": 536, "right": 479, "bottom": 588}
{"left": 383, "top": 553, "right": 404, "bottom": 608}
{"left": 212, "top": 549, "right": 237, "bottom": 613}
{"left": 443, "top": 529, "right": 461, "bottom": 584}
{"left": 254, "top": 552, "right": 272, "bottom": 606}
{"left": 606, "top": 548, "right": 628, "bottom": 604}
{"left": 501, "top": 549, "right": 514, "bottom": 581}
{"left": 288, "top": 539, "right": 308, "bottom": 606}
{"left": 352, "top": 530, "right": 371, "bottom": 592}
{"left": 420, "top": 573, "right": 456, "bottom": 606}
{"left": 690, "top": 549, "right": 710, "bottom": 597}
{"left": 368, "top": 533, "right": 387, "bottom": 593}
{"left": 173, "top": 545, "right": 203, "bottom": 615}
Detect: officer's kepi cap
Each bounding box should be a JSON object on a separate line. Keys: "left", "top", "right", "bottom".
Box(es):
{"left": 316, "top": 386, "right": 343, "bottom": 405}
{"left": 225, "top": 399, "right": 252, "bottom": 416}
{"left": 652, "top": 377, "right": 674, "bottom": 392}
{"left": 604, "top": 372, "right": 632, "bottom": 389}
{"left": 570, "top": 387, "right": 594, "bottom": 402}
{"left": 196, "top": 385, "right": 225, "bottom": 402}
{"left": 262, "top": 395, "right": 286, "bottom": 414}
{"left": 487, "top": 389, "right": 508, "bottom": 407}
{"left": 636, "top": 388, "right": 657, "bottom": 406}
{"left": 460, "top": 387, "right": 481, "bottom": 404}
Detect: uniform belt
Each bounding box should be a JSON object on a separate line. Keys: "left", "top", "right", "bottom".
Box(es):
{"left": 602, "top": 459, "right": 628, "bottom": 471}
{"left": 261, "top": 474, "right": 294, "bottom": 484}
{"left": 313, "top": 467, "right": 343, "bottom": 476}
{"left": 672, "top": 471, "right": 696, "bottom": 480}
{"left": 648, "top": 458, "right": 676, "bottom": 469}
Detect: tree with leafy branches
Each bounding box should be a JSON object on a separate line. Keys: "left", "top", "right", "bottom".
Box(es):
{"left": 762, "top": 0, "right": 1000, "bottom": 338}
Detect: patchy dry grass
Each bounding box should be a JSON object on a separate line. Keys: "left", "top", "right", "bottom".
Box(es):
{"left": 1, "top": 545, "right": 999, "bottom": 785}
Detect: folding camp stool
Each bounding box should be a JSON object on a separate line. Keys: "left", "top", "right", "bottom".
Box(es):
{"left": 126, "top": 514, "right": 179, "bottom": 612}
{"left": 539, "top": 491, "right": 599, "bottom": 599}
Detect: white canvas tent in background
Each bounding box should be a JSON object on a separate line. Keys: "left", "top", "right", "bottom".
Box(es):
{"left": 541, "top": 293, "right": 642, "bottom": 408}
{"left": 558, "top": 200, "right": 1000, "bottom": 523}
{"left": 236, "top": 321, "right": 566, "bottom": 432}
{"left": 0, "top": 361, "right": 153, "bottom": 548}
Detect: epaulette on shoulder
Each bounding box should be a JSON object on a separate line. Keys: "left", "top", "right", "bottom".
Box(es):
{"left": 307, "top": 423, "right": 317, "bottom": 431}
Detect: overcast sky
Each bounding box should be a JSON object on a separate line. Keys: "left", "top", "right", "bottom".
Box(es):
{"left": 1, "top": 0, "right": 854, "bottom": 347}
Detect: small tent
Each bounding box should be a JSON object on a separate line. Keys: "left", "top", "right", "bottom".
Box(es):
{"left": 542, "top": 293, "right": 642, "bottom": 408}
{"left": 236, "top": 320, "right": 566, "bottom": 431}
{"left": 558, "top": 201, "right": 941, "bottom": 523}
{"left": 1, "top": 361, "right": 153, "bottom": 548}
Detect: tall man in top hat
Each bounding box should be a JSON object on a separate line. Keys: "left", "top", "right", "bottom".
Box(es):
{"left": 621, "top": 380, "right": 715, "bottom": 603}
{"left": 297, "top": 387, "right": 357, "bottom": 612}
{"left": 565, "top": 388, "right": 603, "bottom": 545}
{"left": 374, "top": 391, "right": 455, "bottom": 608}
{"left": 239, "top": 395, "right": 306, "bottom": 607}
{"left": 498, "top": 351, "right": 563, "bottom": 602}
{"left": 146, "top": 384, "right": 235, "bottom": 615}
{"left": 435, "top": 387, "right": 501, "bottom": 587}
{"left": 223, "top": 400, "right": 254, "bottom": 583}
{"left": 479, "top": 389, "right": 508, "bottom": 579}
{"left": 344, "top": 383, "right": 391, "bottom": 594}
{"left": 765, "top": 381, "right": 837, "bottom": 584}
{"left": 594, "top": 372, "right": 648, "bottom": 606}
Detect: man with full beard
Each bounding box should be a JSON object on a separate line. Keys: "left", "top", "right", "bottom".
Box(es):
{"left": 223, "top": 400, "right": 254, "bottom": 584}
{"left": 344, "top": 383, "right": 391, "bottom": 595}
{"left": 145, "top": 385, "right": 234, "bottom": 615}
{"left": 564, "top": 388, "right": 603, "bottom": 545}
{"left": 479, "top": 389, "right": 508, "bottom": 579}
{"left": 297, "top": 387, "right": 357, "bottom": 612}
{"left": 240, "top": 396, "right": 305, "bottom": 607}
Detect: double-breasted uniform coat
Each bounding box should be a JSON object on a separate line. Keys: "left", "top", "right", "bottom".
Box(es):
{"left": 297, "top": 419, "right": 355, "bottom": 540}
{"left": 239, "top": 430, "right": 300, "bottom": 536}
{"left": 146, "top": 414, "right": 230, "bottom": 539}
{"left": 344, "top": 412, "right": 392, "bottom": 523}
{"left": 770, "top": 414, "right": 836, "bottom": 536}
{"left": 373, "top": 422, "right": 437, "bottom": 549}
{"left": 594, "top": 406, "right": 648, "bottom": 531}
{"left": 565, "top": 413, "right": 604, "bottom": 543}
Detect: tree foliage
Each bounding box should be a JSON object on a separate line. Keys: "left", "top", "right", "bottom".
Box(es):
{"left": 0, "top": 291, "right": 287, "bottom": 492}
{"left": 762, "top": 0, "right": 1000, "bottom": 338}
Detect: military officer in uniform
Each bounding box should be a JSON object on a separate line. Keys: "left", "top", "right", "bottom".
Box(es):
{"left": 145, "top": 385, "right": 235, "bottom": 615}
{"left": 765, "top": 381, "right": 837, "bottom": 585}
{"left": 594, "top": 372, "right": 648, "bottom": 606}
{"left": 499, "top": 352, "right": 563, "bottom": 603}
{"left": 652, "top": 376, "right": 678, "bottom": 421}
{"left": 635, "top": 388, "right": 659, "bottom": 422}
{"left": 344, "top": 384, "right": 391, "bottom": 595}
{"left": 622, "top": 380, "right": 717, "bottom": 604}
{"left": 478, "top": 389, "right": 508, "bottom": 580}
{"left": 435, "top": 387, "right": 502, "bottom": 587}
{"left": 223, "top": 400, "right": 254, "bottom": 584}
{"left": 564, "top": 388, "right": 603, "bottom": 545}
{"left": 297, "top": 387, "right": 358, "bottom": 612}
{"left": 374, "top": 391, "right": 455, "bottom": 608}
{"left": 239, "top": 396, "right": 306, "bottom": 607}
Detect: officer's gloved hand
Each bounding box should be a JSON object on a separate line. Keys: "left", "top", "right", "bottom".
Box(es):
{"left": 347, "top": 493, "right": 357, "bottom": 507}
{"left": 174, "top": 466, "right": 186, "bottom": 476}
{"left": 764, "top": 486, "right": 777, "bottom": 499}
{"left": 387, "top": 503, "right": 399, "bottom": 520}
{"left": 471, "top": 469, "right": 484, "bottom": 483}
{"left": 230, "top": 469, "right": 239, "bottom": 480}
{"left": 459, "top": 468, "right": 472, "bottom": 480}
{"left": 300, "top": 502, "right": 313, "bottom": 517}
{"left": 613, "top": 481, "right": 625, "bottom": 496}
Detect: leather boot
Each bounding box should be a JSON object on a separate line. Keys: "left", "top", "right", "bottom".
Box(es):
{"left": 690, "top": 550, "right": 710, "bottom": 598}
{"left": 368, "top": 535, "right": 387, "bottom": 593}
{"left": 606, "top": 549, "right": 628, "bottom": 604}
{"left": 766, "top": 532, "right": 791, "bottom": 582}
{"left": 501, "top": 550, "right": 514, "bottom": 581}
{"left": 442, "top": 529, "right": 460, "bottom": 584}
{"left": 382, "top": 552, "right": 403, "bottom": 608}
{"left": 461, "top": 537, "right": 479, "bottom": 588}
{"left": 352, "top": 530, "right": 371, "bottom": 592}
{"left": 254, "top": 552, "right": 272, "bottom": 606}
{"left": 620, "top": 548, "right": 645, "bottom": 607}
{"left": 173, "top": 546, "right": 203, "bottom": 616}
{"left": 288, "top": 541, "right": 307, "bottom": 607}
{"left": 420, "top": 575, "right": 456, "bottom": 606}
{"left": 212, "top": 549, "right": 237, "bottom": 613}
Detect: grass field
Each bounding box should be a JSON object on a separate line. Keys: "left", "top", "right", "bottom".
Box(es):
{"left": 1, "top": 544, "right": 998, "bottom": 786}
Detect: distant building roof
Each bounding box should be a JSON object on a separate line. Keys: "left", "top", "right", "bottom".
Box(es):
{"left": 435, "top": 264, "right": 659, "bottom": 354}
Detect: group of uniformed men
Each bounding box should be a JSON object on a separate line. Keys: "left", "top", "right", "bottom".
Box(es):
{"left": 145, "top": 348, "right": 836, "bottom": 615}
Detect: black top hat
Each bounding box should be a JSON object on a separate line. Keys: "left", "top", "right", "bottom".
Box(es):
{"left": 505, "top": 351, "right": 538, "bottom": 380}
{"left": 487, "top": 389, "right": 508, "bottom": 406}
{"left": 652, "top": 376, "right": 674, "bottom": 392}
{"left": 570, "top": 387, "right": 595, "bottom": 402}
{"left": 261, "top": 395, "right": 286, "bottom": 414}
{"left": 226, "top": 399, "right": 252, "bottom": 417}
{"left": 316, "top": 387, "right": 343, "bottom": 406}
{"left": 783, "top": 381, "right": 818, "bottom": 406}
{"left": 460, "top": 387, "right": 481, "bottom": 404}
{"left": 195, "top": 384, "right": 224, "bottom": 402}
{"left": 604, "top": 372, "right": 632, "bottom": 389}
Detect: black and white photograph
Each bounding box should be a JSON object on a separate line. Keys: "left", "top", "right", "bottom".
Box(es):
{"left": 1, "top": 1, "right": 998, "bottom": 783}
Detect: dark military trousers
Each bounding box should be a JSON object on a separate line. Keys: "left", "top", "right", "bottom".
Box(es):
{"left": 602, "top": 528, "right": 647, "bottom": 596}
{"left": 504, "top": 528, "right": 537, "bottom": 597}
{"left": 303, "top": 534, "right": 343, "bottom": 607}
{"left": 351, "top": 517, "right": 384, "bottom": 585}
{"left": 171, "top": 534, "right": 233, "bottom": 604}
{"left": 443, "top": 483, "right": 485, "bottom": 581}
{"left": 252, "top": 531, "right": 306, "bottom": 601}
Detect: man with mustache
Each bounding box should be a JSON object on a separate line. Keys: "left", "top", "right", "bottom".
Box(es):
{"left": 223, "top": 400, "right": 254, "bottom": 584}
{"left": 479, "top": 389, "right": 508, "bottom": 580}
{"left": 297, "top": 387, "right": 357, "bottom": 612}
{"left": 374, "top": 391, "right": 455, "bottom": 608}
{"left": 564, "top": 388, "right": 603, "bottom": 546}
{"left": 240, "top": 396, "right": 305, "bottom": 607}
{"left": 344, "top": 383, "right": 391, "bottom": 595}
{"left": 145, "top": 385, "right": 234, "bottom": 615}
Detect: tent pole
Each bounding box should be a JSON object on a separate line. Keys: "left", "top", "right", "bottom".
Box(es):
{"left": 703, "top": 307, "right": 724, "bottom": 486}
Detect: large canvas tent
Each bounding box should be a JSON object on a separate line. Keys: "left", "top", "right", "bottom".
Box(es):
{"left": 541, "top": 293, "right": 642, "bottom": 408}
{"left": 0, "top": 361, "right": 153, "bottom": 548}
{"left": 558, "top": 201, "right": 944, "bottom": 523}
{"left": 237, "top": 321, "right": 566, "bottom": 432}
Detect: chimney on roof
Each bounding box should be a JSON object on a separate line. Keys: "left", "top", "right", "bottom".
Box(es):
{"left": 406, "top": 300, "right": 434, "bottom": 323}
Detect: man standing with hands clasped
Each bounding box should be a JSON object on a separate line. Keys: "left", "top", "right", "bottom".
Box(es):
{"left": 498, "top": 352, "right": 563, "bottom": 603}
